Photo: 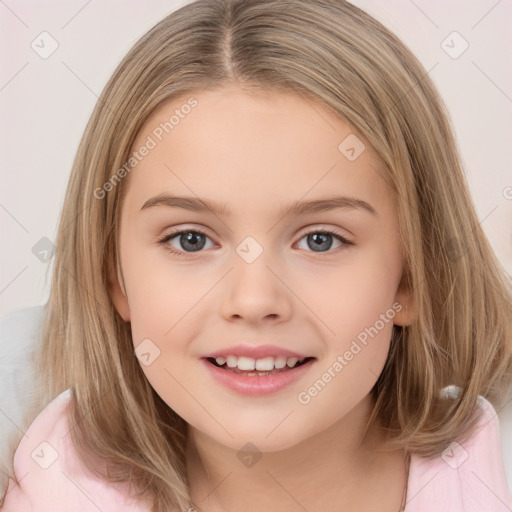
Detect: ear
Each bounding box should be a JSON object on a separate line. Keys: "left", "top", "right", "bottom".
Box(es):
{"left": 107, "top": 254, "right": 131, "bottom": 323}
{"left": 392, "top": 270, "right": 416, "bottom": 326}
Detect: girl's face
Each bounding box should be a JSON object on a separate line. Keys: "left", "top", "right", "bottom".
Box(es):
{"left": 111, "top": 85, "right": 412, "bottom": 452}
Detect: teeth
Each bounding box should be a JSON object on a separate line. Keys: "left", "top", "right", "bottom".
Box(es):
{"left": 213, "top": 355, "right": 307, "bottom": 371}
{"left": 255, "top": 357, "right": 274, "bottom": 371}
{"left": 226, "top": 355, "right": 238, "bottom": 368}
{"left": 274, "top": 357, "right": 287, "bottom": 369}
{"left": 237, "top": 356, "right": 256, "bottom": 370}
{"left": 286, "top": 357, "right": 299, "bottom": 368}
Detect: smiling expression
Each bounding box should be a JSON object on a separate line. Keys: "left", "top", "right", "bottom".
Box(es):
{"left": 110, "top": 85, "right": 412, "bottom": 452}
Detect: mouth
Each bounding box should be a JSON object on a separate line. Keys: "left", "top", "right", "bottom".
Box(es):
{"left": 206, "top": 355, "right": 315, "bottom": 376}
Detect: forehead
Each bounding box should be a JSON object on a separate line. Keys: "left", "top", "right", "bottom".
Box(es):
{"left": 124, "top": 86, "right": 391, "bottom": 215}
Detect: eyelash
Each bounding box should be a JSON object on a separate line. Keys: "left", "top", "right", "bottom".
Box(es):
{"left": 157, "top": 227, "right": 353, "bottom": 258}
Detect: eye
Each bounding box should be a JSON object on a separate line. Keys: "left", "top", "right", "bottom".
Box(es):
{"left": 158, "top": 229, "right": 215, "bottom": 256}
{"left": 158, "top": 227, "right": 353, "bottom": 257}
{"left": 295, "top": 229, "right": 353, "bottom": 254}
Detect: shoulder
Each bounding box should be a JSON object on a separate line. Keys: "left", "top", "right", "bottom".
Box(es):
{"left": 1, "top": 389, "right": 148, "bottom": 511}
{"left": 406, "top": 387, "right": 512, "bottom": 512}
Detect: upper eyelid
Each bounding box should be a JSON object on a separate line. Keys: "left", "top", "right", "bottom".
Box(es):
{"left": 160, "top": 224, "right": 352, "bottom": 237}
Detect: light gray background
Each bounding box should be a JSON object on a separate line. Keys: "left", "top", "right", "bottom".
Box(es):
{"left": 1, "top": 0, "right": 511, "bottom": 318}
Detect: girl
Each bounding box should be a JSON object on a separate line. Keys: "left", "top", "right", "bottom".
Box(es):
{"left": 1, "top": 0, "right": 511, "bottom": 510}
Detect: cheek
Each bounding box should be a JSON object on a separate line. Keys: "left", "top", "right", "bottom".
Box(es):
{"left": 302, "top": 244, "right": 401, "bottom": 339}
{"left": 122, "top": 248, "right": 211, "bottom": 401}
{"left": 123, "top": 244, "right": 208, "bottom": 341}
{"left": 302, "top": 245, "right": 401, "bottom": 392}
{"left": 293, "top": 259, "right": 400, "bottom": 426}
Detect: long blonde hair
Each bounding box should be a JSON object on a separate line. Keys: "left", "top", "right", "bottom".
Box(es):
{"left": 4, "top": 0, "right": 512, "bottom": 510}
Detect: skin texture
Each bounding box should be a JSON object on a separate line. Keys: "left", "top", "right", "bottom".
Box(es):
{"left": 110, "top": 86, "right": 415, "bottom": 511}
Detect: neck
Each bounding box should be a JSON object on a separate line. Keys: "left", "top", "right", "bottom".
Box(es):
{"left": 185, "top": 394, "right": 406, "bottom": 512}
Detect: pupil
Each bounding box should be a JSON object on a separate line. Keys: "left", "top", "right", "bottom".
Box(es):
{"left": 181, "top": 232, "right": 205, "bottom": 252}
{"left": 308, "top": 233, "right": 332, "bottom": 252}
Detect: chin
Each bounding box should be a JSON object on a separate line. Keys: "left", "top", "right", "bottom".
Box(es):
{"left": 188, "top": 412, "right": 316, "bottom": 454}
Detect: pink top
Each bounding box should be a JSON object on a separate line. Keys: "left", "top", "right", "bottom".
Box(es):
{"left": 1, "top": 389, "right": 511, "bottom": 511}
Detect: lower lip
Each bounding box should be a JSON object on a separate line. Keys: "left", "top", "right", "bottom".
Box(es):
{"left": 202, "top": 358, "right": 315, "bottom": 396}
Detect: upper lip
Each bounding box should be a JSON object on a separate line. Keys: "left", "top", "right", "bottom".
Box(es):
{"left": 203, "top": 344, "right": 311, "bottom": 360}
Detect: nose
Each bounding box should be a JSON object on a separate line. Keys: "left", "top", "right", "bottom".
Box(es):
{"left": 219, "top": 253, "right": 293, "bottom": 326}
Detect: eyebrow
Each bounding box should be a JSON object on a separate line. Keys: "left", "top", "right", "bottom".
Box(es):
{"left": 140, "top": 194, "right": 378, "bottom": 218}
